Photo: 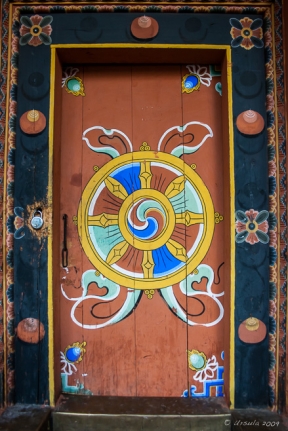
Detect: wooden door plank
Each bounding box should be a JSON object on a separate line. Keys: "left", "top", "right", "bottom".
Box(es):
{"left": 80, "top": 65, "right": 137, "bottom": 396}
{"left": 181, "top": 64, "right": 225, "bottom": 397}
{"left": 131, "top": 65, "right": 188, "bottom": 397}
{"left": 59, "top": 66, "right": 85, "bottom": 392}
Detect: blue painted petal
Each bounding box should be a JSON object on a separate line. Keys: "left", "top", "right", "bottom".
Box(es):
{"left": 39, "top": 33, "right": 52, "bottom": 45}
{"left": 255, "top": 230, "right": 269, "bottom": 244}
{"left": 231, "top": 35, "right": 244, "bottom": 48}
{"left": 235, "top": 210, "right": 248, "bottom": 223}
{"left": 250, "top": 18, "right": 263, "bottom": 30}
{"left": 19, "top": 33, "right": 33, "bottom": 46}
{"left": 250, "top": 36, "right": 264, "bottom": 49}
{"left": 20, "top": 16, "right": 33, "bottom": 28}
{"left": 235, "top": 230, "right": 249, "bottom": 243}
{"left": 229, "top": 18, "right": 243, "bottom": 30}
{"left": 255, "top": 210, "right": 269, "bottom": 224}
{"left": 39, "top": 16, "right": 53, "bottom": 28}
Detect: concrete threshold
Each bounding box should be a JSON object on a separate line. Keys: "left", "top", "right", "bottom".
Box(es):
{"left": 53, "top": 394, "right": 231, "bottom": 431}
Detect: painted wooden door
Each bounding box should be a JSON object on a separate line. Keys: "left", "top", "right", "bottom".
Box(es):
{"left": 59, "top": 63, "right": 225, "bottom": 397}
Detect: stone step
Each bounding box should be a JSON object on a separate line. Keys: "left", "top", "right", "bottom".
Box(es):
{"left": 53, "top": 394, "right": 231, "bottom": 431}
{"left": 0, "top": 404, "right": 51, "bottom": 431}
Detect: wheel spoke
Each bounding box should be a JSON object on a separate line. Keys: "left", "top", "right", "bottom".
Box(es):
{"left": 88, "top": 213, "right": 118, "bottom": 228}
{"left": 139, "top": 161, "right": 152, "bottom": 189}
{"left": 105, "top": 176, "right": 128, "bottom": 200}
{"left": 106, "top": 240, "right": 129, "bottom": 265}
{"left": 141, "top": 250, "right": 155, "bottom": 278}
{"left": 165, "top": 175, "right": 185, "bottom": 198}
{"left": 166, "top": 239, "right": 187, "bottom": 262}
{"left": 176, "top": 211, "right": 204, "bottom": 226}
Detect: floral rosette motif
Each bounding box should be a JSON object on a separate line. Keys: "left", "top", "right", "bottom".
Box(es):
{"left": 230, "top": 17, "right": 263, "bottom": 50}
{"left": 235, "top": 209, "right": 269, "bottom": 245}
{"left": 193, "top": 355, "right": 218, "bottom": 382}
{"left": 19, "top": 15, "right": 53, "bottom": 47}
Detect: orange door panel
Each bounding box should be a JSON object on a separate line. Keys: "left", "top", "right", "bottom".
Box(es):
{"left": 59, "top": 63, "right": 224, "bottom": 397}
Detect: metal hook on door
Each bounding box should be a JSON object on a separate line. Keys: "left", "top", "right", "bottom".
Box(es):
{"left": 62, "top": 214, "right": 68, "bottom": 268}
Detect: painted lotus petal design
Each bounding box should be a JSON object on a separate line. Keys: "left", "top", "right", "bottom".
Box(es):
{"left": 160, "top": 264, "right": 224, "bottom": 327}
{"left": 83, "top": 126, "right": 133, "bottom": 158}
{"left": 193, "top": 355, "right": 218, "bottom": 382}
{"left": 61, "top": 269, "right": 142, "bottom": 329}
{"left": 157, "top": 121, "right": 213, "bottom": 157}
{"left": 186, "top": 65, "right": 212, "bottom": 87}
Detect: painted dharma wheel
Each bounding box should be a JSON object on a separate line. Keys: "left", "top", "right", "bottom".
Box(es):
{"left": 78, "top": 151, "right": 215, "bottom": 290}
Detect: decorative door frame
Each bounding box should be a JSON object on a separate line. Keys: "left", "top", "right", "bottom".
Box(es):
{"left": 0, "top": 1, "right": 286, "bottom": 413}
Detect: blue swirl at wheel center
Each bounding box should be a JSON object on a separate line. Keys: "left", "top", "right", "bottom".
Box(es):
{"left": 127, "top": 199, "right": 166, "bottom": 240}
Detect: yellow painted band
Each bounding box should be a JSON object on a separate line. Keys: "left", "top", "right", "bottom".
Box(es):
{"left": 227, "top": 46, "right": 235, "bottom": 409}
{"left": 48, "top": 47, "right": 56, "bottom": 407}
{"left": 51, "top": 43, "right": 230, "bottom": 50}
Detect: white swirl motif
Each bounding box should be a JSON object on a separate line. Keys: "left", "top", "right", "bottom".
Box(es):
{"left": 61, "top": 269, "right": 142, "bottom": 329}
{"left": 160, "top": 264, "right": 224, "bottom": 327}
{"left": 83, "top": 126, "right": 133, "bottom": 158}
{"left": 157, "top": 121, "right": 213, "bottom": 157}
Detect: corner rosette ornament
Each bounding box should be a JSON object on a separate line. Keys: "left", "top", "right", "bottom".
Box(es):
{"left": 20, "top": 15, "right": 53, "bottom": 46}
{"left": 230, "top": 17, "right": 263, "bottom": 50}
{"left": 235, "top": 209, "right": 269, "bottom": 245}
